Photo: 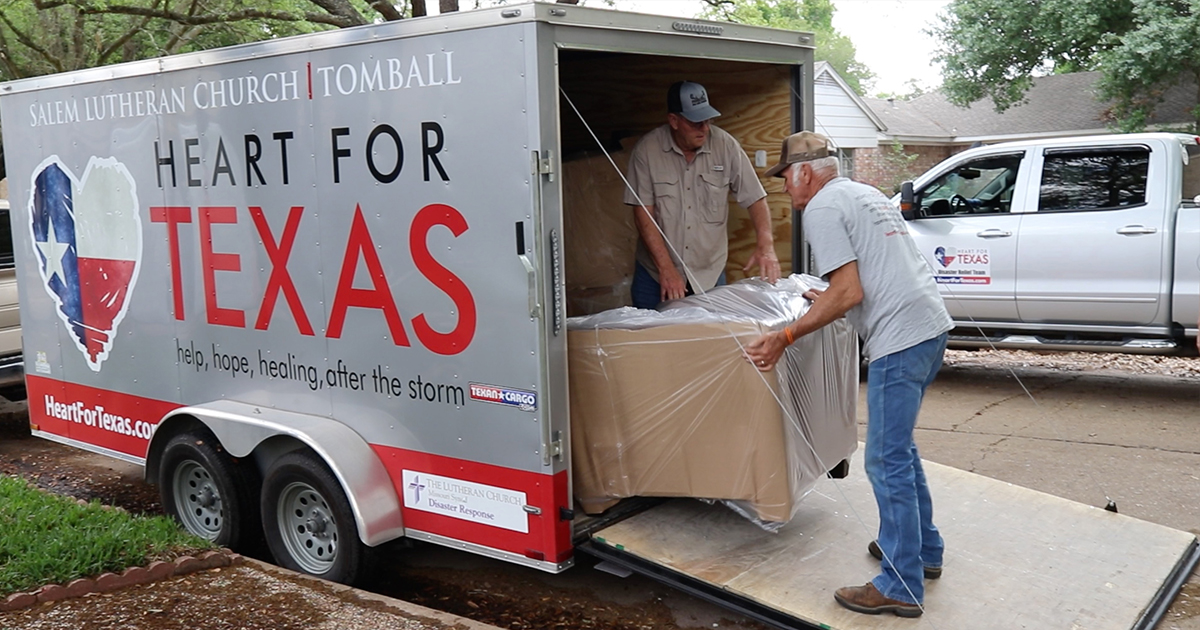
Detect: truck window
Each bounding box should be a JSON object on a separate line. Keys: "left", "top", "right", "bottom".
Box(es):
{"left": 1038, "top": 147, "right": 1149, "bottom": 212}
{"left": 1183, "top": 145, "right": 1200, "bottom": 203}
{"left": 916, "top": 153, "right": 1023, "bottom": 218}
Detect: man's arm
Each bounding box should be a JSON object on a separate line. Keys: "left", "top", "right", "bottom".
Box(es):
{"left": 742, "top": 196, "right": 781, "bottom": 283}
{"left": 631, "top": 203, "right": 687, "bottom": 302}
{"left": 744, "top": 261, "right": 863, "bottom": 370}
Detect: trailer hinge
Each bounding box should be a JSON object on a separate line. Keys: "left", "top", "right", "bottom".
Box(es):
{"left": 537, "top": 150, "right": 556, "bottom": 182}
{"left": 548, "top": 430, "right": 563, "bottom": 460}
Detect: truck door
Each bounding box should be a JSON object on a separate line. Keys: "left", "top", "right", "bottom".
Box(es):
{"left": 1015, "top": 144, "right": 1168, "bottom": 325}
{"left": 905, "top": 151, "right": 1027, "bottom": 323}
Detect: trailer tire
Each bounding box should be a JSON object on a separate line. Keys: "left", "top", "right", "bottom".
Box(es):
{"left": 261, "top": 451, "right": 368, "bottom": 585}
{"left": 159, "top": 431, "right": 261, "bottom": 550}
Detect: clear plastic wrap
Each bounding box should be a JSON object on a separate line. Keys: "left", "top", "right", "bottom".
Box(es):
{"left": 567, "top": 275, "right": 859, "bottom": 530}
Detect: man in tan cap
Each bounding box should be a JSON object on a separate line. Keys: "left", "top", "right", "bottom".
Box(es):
{"left": 746, "top": 131, "right": 953, "bottom": 618}
{"left": 623, "top": 81, "right": 780, "bottom": 309}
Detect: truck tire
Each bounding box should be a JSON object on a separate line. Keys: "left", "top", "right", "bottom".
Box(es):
{"left": 159, "top": 431, "right": 261, "bottom": 550}
{"left": 261, "top": 451, "right": 368, "bottom": 585}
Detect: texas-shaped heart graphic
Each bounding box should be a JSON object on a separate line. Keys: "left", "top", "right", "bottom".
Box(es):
{"left": 29, "top": 156, "right": 142, "bottom": 371}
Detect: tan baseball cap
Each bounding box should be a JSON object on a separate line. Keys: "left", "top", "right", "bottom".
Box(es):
{"left": 764, "top": 131, "right": 834, "bottom": 178}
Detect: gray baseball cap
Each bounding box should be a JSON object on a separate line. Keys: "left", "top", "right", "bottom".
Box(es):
{"left": 667, "top": 81, "right": 721, "bottom": 123}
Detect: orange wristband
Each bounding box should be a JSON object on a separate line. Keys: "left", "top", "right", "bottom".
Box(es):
{"left": 784, "top": 326, "right": 795, "bottom": 345}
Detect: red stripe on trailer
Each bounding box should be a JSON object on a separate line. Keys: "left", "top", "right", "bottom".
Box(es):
{"left": 371, "top": 444, "right": 573, "bottom": 564}
{"left": 26, "top": 374, "right": 182, "bottom": 460}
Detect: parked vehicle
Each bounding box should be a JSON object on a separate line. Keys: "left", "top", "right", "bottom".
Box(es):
{"left": 0, "top": 199, "right": 23, "bottom": 388}
{"left": 900, "top": 133, "right": 1200, "bottom": 354}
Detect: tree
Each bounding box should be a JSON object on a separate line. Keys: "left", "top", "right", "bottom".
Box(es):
{"left": 0, "top": 1, "right": 364, "bottom": 81}
{"left": 877, "top": 141, "right": 922, "bottom": 195}
{"left": 700, "top": 0, "right": 874, "bottom": 94}
{"left": 1095, "top": 2, "right": 1200, "bottom": 132}
{"left": 932, "top": 0, "right": 1200, "bottom": 132}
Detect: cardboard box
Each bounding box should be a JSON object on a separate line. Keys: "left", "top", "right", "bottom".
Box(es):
{"left": 562, "top": 144, "right": 638, "bottom": 311}
{"left": 568, "top": 279, "right": 859, "bottom": 525}
{"left": 569, "top": 321, "right": 793, "bottom": 522}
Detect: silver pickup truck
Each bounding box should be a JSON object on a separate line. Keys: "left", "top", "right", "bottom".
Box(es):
{"left": 899, "top": 133, "right": 1200, "bottom": 354}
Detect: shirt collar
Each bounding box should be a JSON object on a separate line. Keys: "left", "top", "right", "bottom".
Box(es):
{"left": 659, "top": 125, "right": 712, "bottom": 156}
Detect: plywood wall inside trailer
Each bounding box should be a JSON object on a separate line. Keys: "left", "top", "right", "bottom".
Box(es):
{"left": 559, "top": 53, "right": 795, "bottom": 285}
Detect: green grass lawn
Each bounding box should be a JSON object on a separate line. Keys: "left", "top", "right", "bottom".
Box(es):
{"left": 0, "top": 475, "right": 214, "bottom": 595}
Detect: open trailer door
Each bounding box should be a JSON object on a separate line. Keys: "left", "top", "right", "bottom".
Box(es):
{"left": 579, "top": 458, "right": 1198, "bottom": 630}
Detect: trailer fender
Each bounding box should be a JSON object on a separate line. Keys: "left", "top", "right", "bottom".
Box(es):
{"left": 146, "top": 399, "right": 405, "bottom": 547}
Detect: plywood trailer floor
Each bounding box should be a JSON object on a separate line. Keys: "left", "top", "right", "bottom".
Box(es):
{"left": 582, "top": 456, "right": 1199, "bottom": 630}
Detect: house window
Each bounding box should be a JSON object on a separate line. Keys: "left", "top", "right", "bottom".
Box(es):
{"left": 837, "top": 148, "right": 854, "bottom": 180}
{"left": 1038, "top": 147, "right": 1149, "bottom": 212}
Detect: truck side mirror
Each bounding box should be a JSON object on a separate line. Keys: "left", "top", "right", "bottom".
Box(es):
{"left": 900, "top": 181, "right": 917, "bottom": 220}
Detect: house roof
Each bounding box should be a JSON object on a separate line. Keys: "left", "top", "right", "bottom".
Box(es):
{"left": 814, "top": 61, "right": 886, "bottom": 132}
{"left": 864, "top": 71, "right": 1199, "bottom": 144}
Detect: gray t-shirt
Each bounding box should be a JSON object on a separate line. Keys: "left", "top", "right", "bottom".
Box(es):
{"left": 802, "top": 177, "right": 952, "bottom": 362}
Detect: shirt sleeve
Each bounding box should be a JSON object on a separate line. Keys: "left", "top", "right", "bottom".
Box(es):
{"left": 802, "top": 205, "right": 857, "bottom": 278}
{"left": 623, "top": 139, "right": 655, "bottom": 207}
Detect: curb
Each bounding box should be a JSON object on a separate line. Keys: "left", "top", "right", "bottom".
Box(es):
{"left": 0, "top": 549, "right": 241, "bottom": 613}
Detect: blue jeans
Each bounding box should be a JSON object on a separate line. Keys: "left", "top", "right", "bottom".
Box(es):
{"left": 630, "top": 262, "right": 725, "bottom": 310}
{"left": 866, "top": 332, "right": 948, "bottom": 605}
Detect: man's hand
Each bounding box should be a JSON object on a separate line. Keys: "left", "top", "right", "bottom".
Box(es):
{"left": 744, "top": 246, "right": 782, "bottom": 284}
{"left": 659, "top": 266, "right": 688, "bottom": 302}
{"left": 745, "top": 198, "right": 779, "bottom": 283}
{"left": 745, "top": 330, "right": 789, "bottom": 371}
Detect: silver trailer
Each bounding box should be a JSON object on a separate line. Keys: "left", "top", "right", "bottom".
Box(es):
{"left": 4, "top": 6, "right": 1196, "bottom": 629}
{"left": 2, "top": 0, "right": 813, "bottom": 583}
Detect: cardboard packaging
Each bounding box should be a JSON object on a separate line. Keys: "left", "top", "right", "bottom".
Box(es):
{"left": 568, "top": 277, "right": 859, "bottom": 526}
{"left": 561, "top": 143, "right": 638, "bottom": 315}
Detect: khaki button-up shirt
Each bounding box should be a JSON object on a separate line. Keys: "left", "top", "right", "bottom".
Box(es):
{"left": 624, "top": 124, "right": 766, "bottom": 291}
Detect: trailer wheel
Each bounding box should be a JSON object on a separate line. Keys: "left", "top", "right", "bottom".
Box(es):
{"left": 261, "top": 451, "right": 367, "bottom": 585}
{"left": 159, "top": 431, "right": 260, "bottom": 550}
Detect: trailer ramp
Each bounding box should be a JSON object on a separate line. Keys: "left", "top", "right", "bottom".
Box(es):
{"left": 582, "top": 458, "right": 1199, "bottom": 630}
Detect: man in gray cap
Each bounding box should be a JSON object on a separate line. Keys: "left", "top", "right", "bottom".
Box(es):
{"left": 623, "top": 80, "right": 779, "bottom": 309}
{"left": 745, "top": 131, "right": 953, "bottom": 618}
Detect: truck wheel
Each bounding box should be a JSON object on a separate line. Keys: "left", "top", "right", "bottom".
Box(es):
{"left": 159, "top": 431, "right": 260, "bottom": 550}
{"left": 261, "top": 451, "right": 368, "bottom": 585}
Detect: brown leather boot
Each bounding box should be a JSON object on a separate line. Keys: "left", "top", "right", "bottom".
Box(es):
{"left": 834, "top": 583, "right": 923, "bottom": 618}
{"left": 868, "top": 540, "right": 943, "bottom": 579}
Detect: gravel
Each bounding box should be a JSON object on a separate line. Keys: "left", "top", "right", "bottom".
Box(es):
{"left": 942, "top": 349, "right": 1200, "bottom": 379}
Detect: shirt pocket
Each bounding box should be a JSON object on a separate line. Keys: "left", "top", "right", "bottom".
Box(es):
{"left": 652, "top": 176, "right": 681, "bottom": 219}
{"left": 699, "top": 171, "right": 731, "bottom": 224}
